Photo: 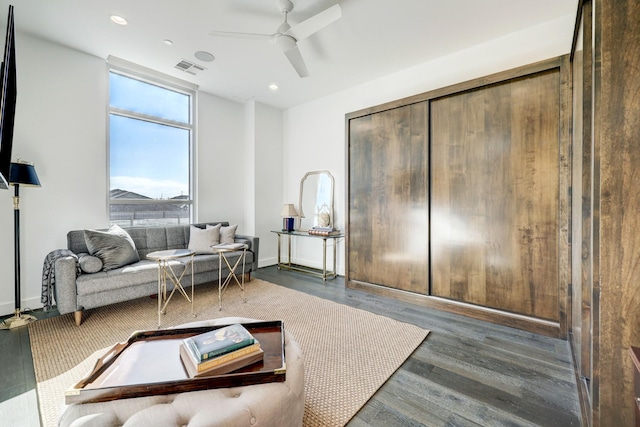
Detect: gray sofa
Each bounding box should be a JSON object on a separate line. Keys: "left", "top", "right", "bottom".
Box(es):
{"left": 53, "top": 222, "right": 259, "bottom": 326}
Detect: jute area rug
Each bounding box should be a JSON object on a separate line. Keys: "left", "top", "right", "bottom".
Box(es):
{"left": 29, "top": 279, "right": 429, "bottom": 427}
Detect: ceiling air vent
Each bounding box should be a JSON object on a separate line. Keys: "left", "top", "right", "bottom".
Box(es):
{"left": 174, "top": 59, "right": 206, "bottom": 75}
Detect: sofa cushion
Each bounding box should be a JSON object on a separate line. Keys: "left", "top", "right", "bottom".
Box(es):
{"left": 77, "top": 253, "right": 103, "bottom": 274}
{"left": 191, "top": 252, "right": 254, "bottom": 275}
{"left": 188, "top": 224, "right": 221, "bottom": 254}
{"left": 220, "top": 224, "right": 238, "bottom": 244}
{"left": 76, "top": 260, "right": 175, "bottom": 295}
{"left": 84, "top": 224, "right": 140, "bottom": 271}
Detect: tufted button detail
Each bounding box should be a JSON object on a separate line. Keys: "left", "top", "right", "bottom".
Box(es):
{"left": 250, "top": 416, "right": 256, "bottom": 425}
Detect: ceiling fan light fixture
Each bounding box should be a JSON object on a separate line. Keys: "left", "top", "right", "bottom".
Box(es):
{"left": 110, "top": 15, "right": 128, "bottom": 26}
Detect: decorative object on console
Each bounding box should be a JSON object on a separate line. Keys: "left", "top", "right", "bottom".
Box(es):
{"left": 0, "top": 160, "right": 41, "bottom": 329}
{"left": 298, "top": 170, "right": 334, "bottom": 230}
{"left": 308, "top": 227, "right": 341, "bottom": 237}
{"left": 318, "top": 203, "right": 331, "bottom": 227}
{"left": 280, "top": 204, "right": 298, "bottom": 232}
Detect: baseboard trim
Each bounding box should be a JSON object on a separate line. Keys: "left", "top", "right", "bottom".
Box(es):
{"left": 0, "top": 296, "right": 42, "bottom": 318}
{"left": 347, "top": 279, "right": 561, "bottom": 338}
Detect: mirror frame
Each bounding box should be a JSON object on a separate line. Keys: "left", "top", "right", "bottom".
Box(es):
{"left": 297, "top": 170, "right": 335, "bottom": 231}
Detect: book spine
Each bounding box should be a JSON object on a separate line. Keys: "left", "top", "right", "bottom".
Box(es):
{"left": 308, "top": 229, "right": 340, "bottom": 236}
{"left": 185, "top": 338, "right": 201, "bottom": 361}
{"left": 200, "top": 338, "right": 255, "bottom": 361}
{"left": 196, "top": 343, "right": 261, "bottom": 372}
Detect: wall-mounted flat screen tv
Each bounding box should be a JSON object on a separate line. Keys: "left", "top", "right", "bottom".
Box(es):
{"left": 0, "top": 5, "right": 16, "bottom": 190}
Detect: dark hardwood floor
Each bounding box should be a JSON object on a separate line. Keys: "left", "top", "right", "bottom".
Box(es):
{"left": 0, "top": 266, "right": 581, "bottom": 426}
{"left": 254, "top": 267, "right": 582, "bottom": 427}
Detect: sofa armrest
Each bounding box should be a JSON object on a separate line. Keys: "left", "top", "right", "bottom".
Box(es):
{"left": 54, "top": 256, "right": 79, "bottom": 315}
{"left": 234, "top": 234, "right": 259, "bottom": 271}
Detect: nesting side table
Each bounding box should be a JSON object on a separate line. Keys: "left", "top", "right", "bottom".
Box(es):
{"left": 146, "top": 249, "right": 195, "bottom": 327}
{"left": 210, "top": 243, "right": 248, "bottom": 310}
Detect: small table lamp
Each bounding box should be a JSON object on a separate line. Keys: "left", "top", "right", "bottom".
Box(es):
{"left": 280, "top": 203, "right": 298, "bottom": 232}
{"left": 0, "top": 160, "right": 41, "bottom": 329}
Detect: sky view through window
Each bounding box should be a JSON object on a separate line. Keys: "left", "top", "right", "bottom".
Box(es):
{"left": 109, "top": 72, "right": 190, "bottom": 199}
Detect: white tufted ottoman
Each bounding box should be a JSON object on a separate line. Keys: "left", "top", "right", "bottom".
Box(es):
{"left": 58, "top": 317, "right": 305, "bottom": 427}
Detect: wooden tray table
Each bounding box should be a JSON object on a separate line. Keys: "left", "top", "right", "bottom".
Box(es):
{"left": 65, "top": 320, "right": 286, "bottom": 404}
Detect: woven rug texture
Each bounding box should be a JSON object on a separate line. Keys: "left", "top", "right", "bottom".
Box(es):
{"left": 29, "top": 279, "right": 429, "bottom": 427}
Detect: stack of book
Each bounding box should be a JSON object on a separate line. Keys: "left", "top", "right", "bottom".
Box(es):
{"left": 180, "top": 323, "right": 263, "bottom": 378}
{"left": 308, "top": 226, "right": 341, "bottom": 236}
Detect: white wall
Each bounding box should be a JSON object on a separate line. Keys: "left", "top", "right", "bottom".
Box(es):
{"left": 196, "top": 91, "right": 246, "bottom": 228}
{"left": 0, "top": 34, "right": 249, "bottom": 316}
{"left": 282, "top": 14, "right": 576, "bottom": 276}
{"left": 0, "top": 33, "right": 108, "bottom": 316}
{"left": 0, "top": 13, "right": 576, "bottom": 316}
{"left": 252, "top": 101, "right": 283, "bottom": 267}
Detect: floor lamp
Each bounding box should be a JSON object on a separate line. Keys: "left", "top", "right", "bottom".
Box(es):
{"left": 0, "top": 160, "right": 41, "bottom": 329}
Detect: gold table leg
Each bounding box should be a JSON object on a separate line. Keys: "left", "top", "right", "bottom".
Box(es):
{"left": 156, "top": 256, "right": 195, "bottom": 328}
{"left": 217, "top": 249, "right": 248, "bottom": 311}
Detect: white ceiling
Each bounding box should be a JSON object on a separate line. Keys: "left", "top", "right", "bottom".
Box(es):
{"left": 1, "top": 0, "right": 577, "bottom": 109}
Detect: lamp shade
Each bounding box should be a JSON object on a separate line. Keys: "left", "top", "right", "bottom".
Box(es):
{"left": 9, "top": 161, "right": 40, "bottom": 187}
{"left": 280, "top": 203, "right": 298, "bottom": 217}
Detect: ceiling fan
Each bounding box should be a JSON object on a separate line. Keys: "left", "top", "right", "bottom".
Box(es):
{"left": 209, "top": 0, "right": 342, "bottom": 78}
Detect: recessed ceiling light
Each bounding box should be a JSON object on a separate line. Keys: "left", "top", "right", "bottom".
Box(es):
{"left": 110, "top": 15, "right": 128, "bottom": 25}
{"left": 163, "top": 39, "right": 174, "bottom": 46}
{"left": 194, "top": 51, "right": 215, "bottom": 62}
{"left": 269, "top": 83, "right": 279, "bottom": 91}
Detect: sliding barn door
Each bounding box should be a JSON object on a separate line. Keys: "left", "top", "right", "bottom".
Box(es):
{"left": 430, "top": 71, "right": 560, "bottom": 321}
{"left": 348, "top": 102, "right": 429, "bottom": 294}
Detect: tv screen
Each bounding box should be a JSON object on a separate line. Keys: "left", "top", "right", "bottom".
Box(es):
{"left": 0, "top": 5, "right": 16, "bottom": 190}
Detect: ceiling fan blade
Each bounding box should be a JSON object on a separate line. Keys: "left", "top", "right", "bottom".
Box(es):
{"left": 286, "top": 4, "right": 341, "bottom": 41}
{"left": 209, "top": 30, "right": 272, "bottom": 41}
{"left": 283, "top": 45, "right": 309, "bottom": 78}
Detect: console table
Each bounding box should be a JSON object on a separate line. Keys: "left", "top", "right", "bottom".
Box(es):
{"left": 271, "top": 230, "right": 343, "bottom": 281}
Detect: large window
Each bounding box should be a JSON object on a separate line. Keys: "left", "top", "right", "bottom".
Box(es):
{"left": 108, "top": 69, "right": 194, "bottom": 227}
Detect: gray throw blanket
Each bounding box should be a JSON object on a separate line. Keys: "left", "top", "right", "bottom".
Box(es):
{"left": 42, "top": 249, "right": 79, "bottom": 311}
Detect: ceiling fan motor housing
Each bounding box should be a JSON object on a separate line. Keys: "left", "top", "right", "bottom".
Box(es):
{"left": 275, "top": 34, "right": 297, "bottom": 50}
{"left": 278, "top": 0, "right": 294, "bottom": 13}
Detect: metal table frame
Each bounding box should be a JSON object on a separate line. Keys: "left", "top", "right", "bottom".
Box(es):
{"left": 210, "top": 244, "right": 248, "bottom": 310}
{"left": 271, "top": 230, "right": 343, "bottom": 281}
{"left": 146, "top": 249, "right": 195, "bottom": 327}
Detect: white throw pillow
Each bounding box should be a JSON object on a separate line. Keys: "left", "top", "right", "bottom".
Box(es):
{"left": 220, "top": 224, "right": 238, "bottom": 244}
{"left": 188, "top": 225, "right": 221, "bottom": 254}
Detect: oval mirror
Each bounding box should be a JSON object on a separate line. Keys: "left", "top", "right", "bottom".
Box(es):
{"left": 298, "top": 170, "right": 334, "bottom": 231}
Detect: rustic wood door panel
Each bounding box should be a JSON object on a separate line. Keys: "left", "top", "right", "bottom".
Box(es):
{"left": 430, "top": 70, "right": 560, "bottom": 321}
{"left": 348, "top": 102, "right": 429, "bottom": 294}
